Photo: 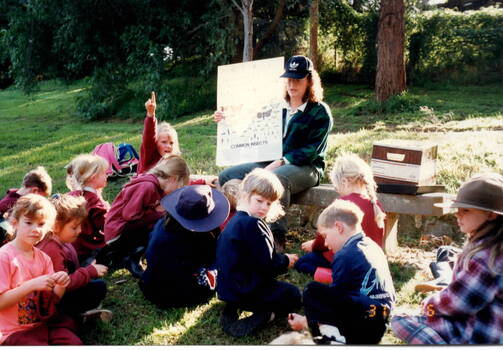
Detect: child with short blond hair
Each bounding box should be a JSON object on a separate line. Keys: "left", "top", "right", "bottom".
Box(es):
{"left": 295, "top": 153, "right": 386, "bottom": 281}
{"left": 215, "top": 168, "right": 300, "bottom": 338}
{"left": 392, "top": 173, "right": 503, "bottom": 344}
{"left": 289, "top": 199, "right": 395, "bottom": 344}
{"left": 65, "top": 154, "right": 110, "bottom": 264}
{"left": 0, "top": 166, "right": 52, "bottom": 218}
{"left": 37, "top": 194, "right": 110, "bottom": 320}
{"left": 99, "top": 155, "right": 190, "bottom": 277}
{"left": 0, "top": 194, "right": 81, "bottom": 345}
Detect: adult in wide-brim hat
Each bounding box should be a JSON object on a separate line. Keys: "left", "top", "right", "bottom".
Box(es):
{"left": 435, "top": 172, "right": 503, "bottom": 215}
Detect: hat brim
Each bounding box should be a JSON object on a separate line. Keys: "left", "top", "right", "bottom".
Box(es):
{"left": 161, "top": 185, "right": 230, "bottom": 232}
{"left": 434, "top": 199, "right": 503, "bottom": 215}
{"left": 280, "top": 71, "right": 309, "bottom": 79}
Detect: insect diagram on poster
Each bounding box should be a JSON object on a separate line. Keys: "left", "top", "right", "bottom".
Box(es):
{"left": 216, "top": 57, "right": 284, "bottom": 166}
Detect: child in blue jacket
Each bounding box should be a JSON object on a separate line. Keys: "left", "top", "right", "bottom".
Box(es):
{"left": 289, "top": 199, "right": 396, "bottom": 344}
{"left": 215, "top": 168, "right": 300, "bottom": 337}
{"left": 139, "top": 185, "right": 229, "bottom": 308}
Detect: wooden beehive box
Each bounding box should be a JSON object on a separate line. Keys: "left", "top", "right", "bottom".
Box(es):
{"left": 371, "top": 139, "right": 438, "bottom": 187}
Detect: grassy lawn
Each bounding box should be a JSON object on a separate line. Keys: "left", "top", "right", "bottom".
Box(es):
{"left": 0, "top": 79, "right": 502, "bottom": 344}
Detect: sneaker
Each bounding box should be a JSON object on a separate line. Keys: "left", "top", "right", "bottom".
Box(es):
{"left": 80, "top": 309, "right": 113, "bottom": 323}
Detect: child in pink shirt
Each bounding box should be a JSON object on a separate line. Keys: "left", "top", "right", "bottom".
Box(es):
{"left": 0, "top": 194, "right": 80, "bottom": 345}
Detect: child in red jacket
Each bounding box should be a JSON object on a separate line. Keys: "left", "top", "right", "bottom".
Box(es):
{"left": 37, "top": 194, "right": 111, "bottom": 321}
{"left": 0, "top": 166, "right": 52, "bottom": 218}
{"left": 1, "top": 166, "right": 53, "bottom": 247}
{"left": 295, "top": 153, "right": 386, "bottom": 283}
{"left": 99, "top": 155, "right": 190, "bottom": 277}
{"left": 139, "top": 92, "right": 217, "bottom": 186}
{"left": 65, "top": 154, "right": 110, "bottom": 265}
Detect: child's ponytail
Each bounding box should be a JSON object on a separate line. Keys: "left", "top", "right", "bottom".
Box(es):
{"left": 331, "top": 153, "right": 385, "bottom": 228}
{"left": 364, "top": 175, "right": 386, "bottom": 229}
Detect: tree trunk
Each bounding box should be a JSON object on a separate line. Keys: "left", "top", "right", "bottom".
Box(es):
{"left": 309, "top": 0, "right": 319, "bottom": 69}
{"left": 242, "top": 0, "right": 254, "bottom": 62}
{"left": 375, "top": 0, "right": 406, "bottom": 102}
{"left": 254, "top": 0, "right": 286, "bottom": 57}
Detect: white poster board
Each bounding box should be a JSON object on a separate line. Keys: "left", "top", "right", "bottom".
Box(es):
{"left": 216, "top": 57, "right": 284, "bottom": 166}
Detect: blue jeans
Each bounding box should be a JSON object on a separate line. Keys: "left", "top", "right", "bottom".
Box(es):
{"left": 219, "top": 161, "right": 319, "bottom": 244}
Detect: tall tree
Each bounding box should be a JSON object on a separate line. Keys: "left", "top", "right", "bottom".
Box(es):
{"left": 232, "top": 0, "right": 254, "bottom": 61}
{"left": 309, "top": 0, "right": 319, "bottom": 69}
{"left": 375, "top": 0, "right": 406, "bottom": 102}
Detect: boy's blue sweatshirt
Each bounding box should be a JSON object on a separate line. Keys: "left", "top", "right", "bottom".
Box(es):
{"left": 330, "top": 233, "right": 396, "bottom": 309}
{"left": 215, "top": 211, "right": 289, "bottom": 303}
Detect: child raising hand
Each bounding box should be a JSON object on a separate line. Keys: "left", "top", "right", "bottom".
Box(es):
{"left": 138, "top": 91, "right": 217, "bottom": 186}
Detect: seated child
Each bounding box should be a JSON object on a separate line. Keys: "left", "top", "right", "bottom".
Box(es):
{"left": 0, "top": 166, "right": 52, "bottom": 218}
{"left": 391, "top": 173, "right": 503, "bottom": 344}
{"left": 139, "top": 91, "right": 217, "bottom": 186}
{"left": 99, "top": 155, "right": 190, "bottom": 278}
{"left": 295, "top": 153, "right": 385, "bottom": 283}
{"left": 289, "top": 199, "right": 395, "bottom": 345}
{"left": 0, "top": 194, "right": 81, "bottom": 345}
{"left": 37, "top": 194, "right": 111, "bottom": 320}
{"left": 219, "top": 178, "right": 241, "bottom": 230}
{"left": 140, "top": 185, "right": 229, "bottom": 308}
{"left": 65, "top": 154, "right": 110, "bottom": 264}
{"left": 414, "top": 245, "right": 462, "bottom": 292}
{"left": 215, "top": 168, "right": 301, "bottom": 338}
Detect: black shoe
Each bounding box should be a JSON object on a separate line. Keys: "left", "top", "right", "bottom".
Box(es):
{"left": 220, "top": 304, "right": 239, "bottom": 333}
{"left": 123, "top": 256, "right": 144, "bottom": 278}
{"left": 223, "top": 310, "right": 272, "bottom": 338}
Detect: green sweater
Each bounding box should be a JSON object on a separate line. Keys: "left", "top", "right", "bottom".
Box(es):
{"left": 282, "top": 101, "right": 333, "bottom": 179}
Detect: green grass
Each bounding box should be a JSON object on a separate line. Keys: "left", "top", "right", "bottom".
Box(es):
{"left": 0, "top": 79, "right": 502, "bottom": 344}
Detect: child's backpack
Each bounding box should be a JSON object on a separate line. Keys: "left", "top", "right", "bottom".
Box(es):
{"left": 92, "top": 142, "right": 140, "bottom": 178}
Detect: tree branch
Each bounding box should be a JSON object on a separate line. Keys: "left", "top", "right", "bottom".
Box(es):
{"left": 253, "top": 0, "right": 285, "bottom": 56}
{"left": 231, "top": 0, "right": 244, "bottom": 15}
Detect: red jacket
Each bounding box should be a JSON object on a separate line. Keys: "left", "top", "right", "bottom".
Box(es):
{"left": 0, "top": 189, "right": 20, "bottom": 217}
{"left": 37, "top": 236, "right": 98, "bottom": 292}
{"left": 104, "top": 174, "right": 165, "bottom": 242}
{"left": 312, "top": 193, "right": 385, "bottom": 261}
{"left": 138, "top": 115, "right": 160, "bottom": 174}
{"left": 68, "top": 190, "right": 109, "bottom": 259}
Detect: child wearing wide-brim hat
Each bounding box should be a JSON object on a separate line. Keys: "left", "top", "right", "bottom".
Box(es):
{"left": 391, "top": 172, "right": 503, "bottom": 344}
{"left": 139, "top": 185, "right": 229, "bottom": 309}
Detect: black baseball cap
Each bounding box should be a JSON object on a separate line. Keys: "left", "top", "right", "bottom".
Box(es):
{"left": 280, "top": 55, "right": 313, "bottom": 79}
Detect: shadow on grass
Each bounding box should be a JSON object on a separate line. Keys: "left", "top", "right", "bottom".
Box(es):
{"left": 174, "top": 299, "right": 297, "bottom": 345}
{"left": 80, "top": 270, "right": 187, "bottom": 345}
{"left": 389, "top": 261, "right": 418, "bottom": 293}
